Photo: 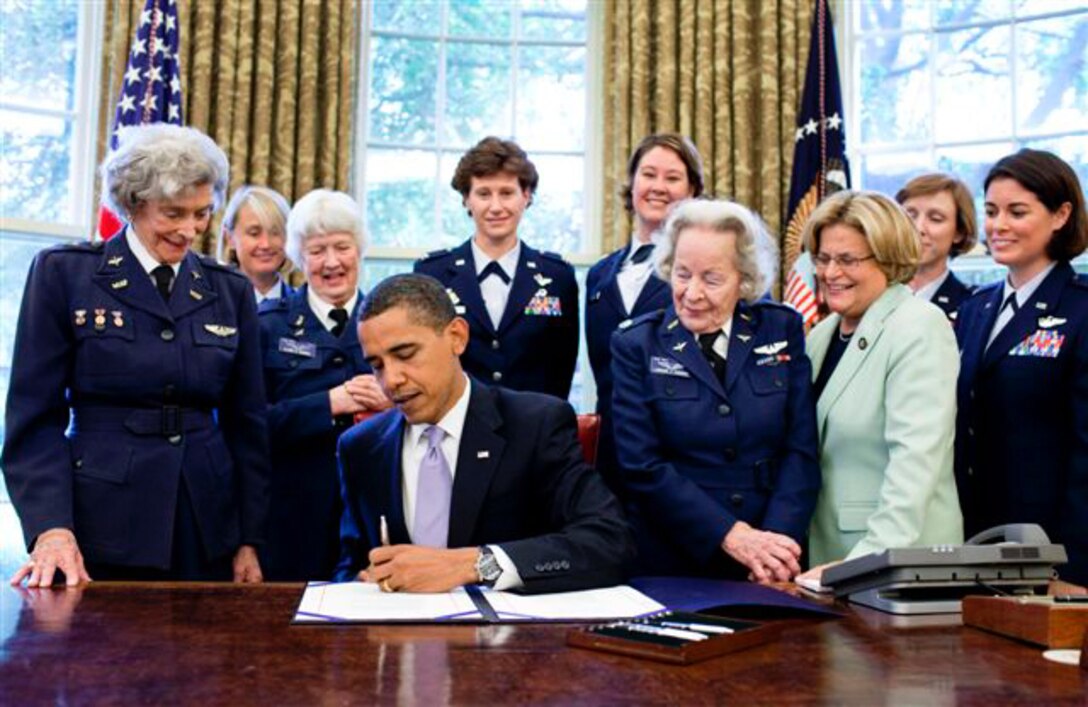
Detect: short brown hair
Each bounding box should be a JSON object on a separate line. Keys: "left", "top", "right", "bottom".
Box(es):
{"left": 895, "top": 173, "right": 979, "bottom": 258}
{"left": 802, "top": 190, "right": 920, "bottom": 285}
{"left": 621, "top": 133, "right": 706, "bottom": 214}
{"left": 450, "top": 136, "right": 539, "bottom": 200}
{"left": 984, "top": 149, "right": 1088, "bottom": 262}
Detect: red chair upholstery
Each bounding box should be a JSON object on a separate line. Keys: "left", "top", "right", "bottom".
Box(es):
{"left": 577, "top": 413, "right": 600, "bottom": 469}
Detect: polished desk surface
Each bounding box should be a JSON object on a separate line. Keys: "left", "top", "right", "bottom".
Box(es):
{"left": 0, "top": 582, "right": 1083, "bottom": 705}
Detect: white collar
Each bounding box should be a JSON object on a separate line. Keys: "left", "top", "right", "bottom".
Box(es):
{"left": 405, "top": 375, "right": 472, "bottom": 450}
{"left": 471, "top": 239, "right": 521, "bottom": 278}
{"left": 307, "top": 286, "right": 359, "bottom": 330}
{"left": 255, "top": 278, "right": 283, "bottom": 304}
{"left": 125, "top": 226, "right": 180, "bottom": 276}
{"left": 912, "top": 268, "right": 950, "bottom": 302}
{"left": 1002, "top": 262, "right": 1057, "bottom": 308}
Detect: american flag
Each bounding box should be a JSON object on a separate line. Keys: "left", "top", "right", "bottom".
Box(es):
{"left": 98, "top": 0, "right": 183, "bottom": 239}
{"left": 782, "top": 0, "right": 850, "bottom": 328}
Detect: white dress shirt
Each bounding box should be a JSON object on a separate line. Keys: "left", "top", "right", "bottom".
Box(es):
{"left": 399, "top": 376, "right": 522, "bottom": 590}
{"left": 911, "top": 268, "right": 950, "bottom": 303}
{"left": 255, "top": 277, "right": 284, "bottom": 305}
{"left": 986, "top": 262, "right": 1056, "bottom": 349}
{"left": 706, "top": 317, "right": 733, "bottom": 360}
{"left": 617, "top": 232, "right": 663, "bottom": 315}
{"left": 125, "top": 227, "right": 180, "bottom": 283}
{"left": 471, "top": 239, "right": 520, "bottom": 330}
{"left": 307, "top": 287, "right": 359, "bottom": 332}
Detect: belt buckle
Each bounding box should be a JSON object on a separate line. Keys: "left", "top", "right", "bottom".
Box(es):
{"left": 161, "top": 405, "right": 181, "bottom": 436}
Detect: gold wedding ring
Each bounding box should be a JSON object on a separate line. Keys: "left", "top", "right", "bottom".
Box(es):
{"left": 380, "top": 579, "right": 393, "bottom": 593}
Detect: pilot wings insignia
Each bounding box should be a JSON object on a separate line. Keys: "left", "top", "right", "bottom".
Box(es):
{"left": 753, "top": 340, "right": 788, "bottom": 355}
{"left": 204, "top": 324, "right": 238, "bottom": 337}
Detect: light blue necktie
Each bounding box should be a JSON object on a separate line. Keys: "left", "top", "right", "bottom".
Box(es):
{"left": 413, "top": 425, "right": 452, "bottom": 547}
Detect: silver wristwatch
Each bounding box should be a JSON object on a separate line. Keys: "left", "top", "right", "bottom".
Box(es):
{"left": 475, "top": 545, "right": 503, "bottom": 587}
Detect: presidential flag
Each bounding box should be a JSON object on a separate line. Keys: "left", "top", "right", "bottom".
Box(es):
{"left": 98, "top": 0, "right": 184, "bottom": 239}
{"left": 783, "top": 0, "right": 850, "bottom": 327}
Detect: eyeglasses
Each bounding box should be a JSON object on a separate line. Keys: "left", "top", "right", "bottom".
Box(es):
{"left": 813, "top": 253, "right": 877, "bottom": 270}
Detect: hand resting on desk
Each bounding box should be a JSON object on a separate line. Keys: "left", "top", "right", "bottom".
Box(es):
{"left": 722, "top": 521, "right": 803, "bottom": 584}
{"left": 362, "top": 544, "right": 479, "bottom": 593}
{"left": 9, "top": 528, "right": 92, "bottom": 588}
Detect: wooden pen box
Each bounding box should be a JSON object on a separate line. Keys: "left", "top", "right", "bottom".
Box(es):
{"left": 567, "top": 611, "right": 782, "bottom": 665}
{"left": 963, "top": 596, "right": 1088, "bottom": 648}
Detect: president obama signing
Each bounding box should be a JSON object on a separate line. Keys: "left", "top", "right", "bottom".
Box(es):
{"left": 333, "top": 273, "right": 633, "bottom": 593}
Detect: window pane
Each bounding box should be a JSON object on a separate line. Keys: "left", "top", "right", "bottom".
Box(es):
{"left": 519, "top": 154, "right": 584, "bottom": 254}
{"left": 440, "top": 151, "right": 470, "bottom": 243}
{"left": 521, "top": 0, "right": 587, "bottom": 41}
{"left": 361, "top": 258, "right": 414, "bottom": 291}
{"left": 858, "top": 0, "right": 931, "bottom": 32}
{"left": 368, "top": 36, "right": 438, "bottom": 145}
{"left": 0, "top": 111, "right": 72, "bottom": 223}
{"left": 371, "top": 0, "right": 442, "bottom": 33}
{"left": 1022, "top": 133, "right": 1088, "bottom": 193}
{"left": 449, "top": 0, "right": 513, "bottom": 38}
{"left": 859, "top": 33, "right": 930, "bottom": 145}
{"left": 934, "top": 25, "right": 1011, "bottom": 142}
{"left": 444, "top": 41, "right": 512, "bottom": 145}
{"left": 365, "top": 148, "right": 439, "bottom": 249}
{"left": 0, "top": 0, "right": 78, "bottom": 111}
{"left": 859, "top": 150, "right": 932, "bottom": 194}
{"left": 935, "top": 0, "right": 1011, "bottom": 26}
{"left": 936, "top": 142, "right": 1015, "bottom": 252}
{"left": 1016, "top": 0, "right": 1088, "bottom": 18}
{"left": 515, "top": 44, "right": 586, "bottom": 151}
{"left": 1015, "top": 14, "right": 1088, "bottom": 135}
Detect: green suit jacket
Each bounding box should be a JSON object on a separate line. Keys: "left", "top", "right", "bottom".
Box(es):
{"left": 806, "top": 284, "right": 963, "bottom": 565}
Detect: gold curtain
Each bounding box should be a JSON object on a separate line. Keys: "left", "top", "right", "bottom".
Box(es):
{"left": 95, "top": 0, "right": 360, "bottom": 256}
{"left": 601, "top": 0, "right": 813, "bottom": 267}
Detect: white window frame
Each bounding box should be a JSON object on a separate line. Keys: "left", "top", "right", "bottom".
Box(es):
{"left": 353, "top": 0, "right": 604, "bottom": 267}
{"left": 0, "top": 0, "right": 105, "bottom": 242}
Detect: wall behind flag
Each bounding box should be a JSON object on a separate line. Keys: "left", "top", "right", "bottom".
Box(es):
{"left": 94, "top": 0, "right": 360, "bottom": 256}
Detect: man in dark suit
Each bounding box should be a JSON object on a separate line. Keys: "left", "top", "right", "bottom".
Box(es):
{"left": 334, "top": 273, "right": 632, "bottom": 593}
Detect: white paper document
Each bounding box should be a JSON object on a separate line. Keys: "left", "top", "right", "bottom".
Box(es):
{"left": 293, "top": 582, "right": 665, "bottom": 624}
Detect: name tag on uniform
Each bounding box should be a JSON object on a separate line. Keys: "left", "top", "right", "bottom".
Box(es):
{"left": 525, "top": 295, "right": 562, "bottom": 317}
{"left": 650, "top": 356, "right": 690, "bottom": 378}
{"left": 278, "top": 337, "right": 317, "bottom": 358}
{"left": 1009, "top": 329, "right": 1064, "bottom": 358}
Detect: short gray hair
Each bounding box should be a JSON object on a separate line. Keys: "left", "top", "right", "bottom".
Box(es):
{"left": 656, "top": 198, "right": 778, "bottom": 302}
{"left": 101, "top": 124, "right": 229, "bottom": 218}
{"left": 285, "top": 189, "right": 366, "bottom": 266}
{"left": 218, "top": 185, "right": 291, "bottom": 263}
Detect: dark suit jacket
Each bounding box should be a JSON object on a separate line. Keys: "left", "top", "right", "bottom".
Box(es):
{"left": 930, "top": 271, "right": 974, "bottom": 322}
{"left": 955, "top": 262, "right": 1088, "bottom": 585}
{"left": 610, "top": 301, "right": 820, "bottom": 577}
{"left": 334, "top": 381, "right": 634, "bottom": 592}
{"left": 258, "top": 286, "right": 370, "bottom": 580}
{"left": 585, "top": 245, "right": 670, "bottom": 494}
{"left": 1, "top": 233, "right": 270, "bottom": 570}
{"left": 414, "top": 239, "right": 579, "bottom": 400}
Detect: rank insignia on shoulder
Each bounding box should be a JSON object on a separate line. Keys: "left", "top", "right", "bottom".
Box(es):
{"left": 107, "top": 255, "right": 124, "bottom": 267}
{"left": 1037, "top": 316, "right": 1066, "bottom": 328}
{"left": 204, "top": 324, "right": 238, "bottom": 337}
{"left": 74, "top": 309, "right": 87, "bottom": 326}
{"left": 189, "top": 289, "right": 203, "bottom": 301}
{"left": 110, "top": 279, "right": 128, "bottom": 290}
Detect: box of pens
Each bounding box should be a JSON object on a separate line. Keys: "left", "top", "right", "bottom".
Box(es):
{"left": 567, "top": 610, "right": 782, "bottom": 664}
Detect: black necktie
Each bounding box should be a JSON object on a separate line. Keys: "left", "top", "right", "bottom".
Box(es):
{"left": 1002, "top": 292, "right": 1019, "bottom": 314}
{"left": 630, "top": 243, "right": 654, "bottom": 265}
{"left": 698, "top": 332, "right": 727, "bottom": 381}
{"left": 478, "top": 261, "right": 511, "bottom": 285}
{"left": 329, "top": 307, "right": 349, "bottom": 337}
{"left": 151, "top": 265, "right": 174, "bottom": 301}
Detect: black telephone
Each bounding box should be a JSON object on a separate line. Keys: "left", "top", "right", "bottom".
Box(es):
{"left": 821, "top": 524, "right": 1067, "bottom": 615}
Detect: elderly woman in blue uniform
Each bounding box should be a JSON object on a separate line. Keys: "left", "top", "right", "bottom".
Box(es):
{"left": 955, "top": 149, "right": 1088, "bottom": 586}
{"left": 4, "top": 124, "right": 270, "bottom": 586}
{"left": 414, "top": 136, "right": 579, "bottom": 400}
{"left": 258, "top": 189, "right": 391, "bottom": 580}
{"left": 896, "top": 173, "right": 978, "bottom": 321}
{"left": 611, "top": 199, "right": 820, "bottom": 583}
{"left": 219, "top": 185, "right": 294, "bottom": 305}
{"left": 586, "top": 133, "right": 705, "bottom": 493}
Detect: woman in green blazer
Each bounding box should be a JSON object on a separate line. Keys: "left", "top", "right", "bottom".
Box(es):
{"left": 798, "top": 191, "right": 963, "bottom": 578}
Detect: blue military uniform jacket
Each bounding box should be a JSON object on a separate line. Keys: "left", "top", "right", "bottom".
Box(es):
{"left": 585, "top": 244, "right": 670, "bottom": 492}
{"left": 955, "top": 262, "right": 1088, "bottom": 585}
{"left": 1, "top": 234, "right": 271, "bottom": 570}
{"left": 930, "top": 271, "right": 974, "bottom": 322}
{"left": 414, "top": 239, "right": 579, "bottom": 400}
{"left": 258, "top": 285, "right": 372, "bottom": 580}
{"left": 610, "top": 301, "right": 821, "bottom": 577}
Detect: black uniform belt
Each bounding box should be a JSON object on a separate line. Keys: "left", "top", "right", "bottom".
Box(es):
{"left": 71, "top": 406, "right": 215, "bottom": 437}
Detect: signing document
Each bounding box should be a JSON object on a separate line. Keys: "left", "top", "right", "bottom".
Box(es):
{"left": 293, "top": 583, "right": 665, "bottom": 624}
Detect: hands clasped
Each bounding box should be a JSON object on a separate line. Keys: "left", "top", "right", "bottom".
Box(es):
{"left": 330, "top": 374, "right": 392, "bottom": 415}
{"left": 10, "top": 528, "right": 91, "bottom": 588}
{"left": 722, "top": 521, "right": 802, "bottom": 584}
{"left": 359, "top": 545, "right": 479, "bottom": 593}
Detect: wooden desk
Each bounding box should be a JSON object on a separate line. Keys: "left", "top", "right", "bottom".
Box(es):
{"left": 0, "top": 583, "right": 1084, "bottom": 704}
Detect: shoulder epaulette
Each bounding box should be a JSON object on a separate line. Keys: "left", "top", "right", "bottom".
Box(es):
{"left": 619, "top": 308, "right": 666, "bottom": 333}
{"left": 419, "top": 248, "right": 451, "bottom": 262}
{"left": 61, "top": 239, "right": 104, "bottom": 252}
{"left": 539, "top": 250, "right": 568, "bottom": 263}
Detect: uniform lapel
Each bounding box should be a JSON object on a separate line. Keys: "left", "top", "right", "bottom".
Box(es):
{"left": 168, "top": 253, "right": 219, "bottom": 320}
{"left": 593, "top": 248, "right": 627, "bottom": 318}
{"left": 497, "top": 244, "right": 540, "bottom": 334}
{"left": 447, "top": 383, "right": 505, "bottom": 549}
{"left": 659, "top": 306, "right": 725, "bottom": 399}
{"left": 446, "top": 241, "right": 495, "bottom": 335}
{"left": 377, "top": 415, "right": 411, "bottom": 545}
{"left": 982, "top": 264, "right": 1071, "bottom": 370}
{"left": 631, "top": 272, "right": 668, "bottom": 316}
{"left": 723, "top": 302, "right": 757, "bottom": 393}
{"left": 91, "top": 234, "right": 173, "bottom": 321}
{"left": 960, "top": 285, "right": 1003, "bottom": 382}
